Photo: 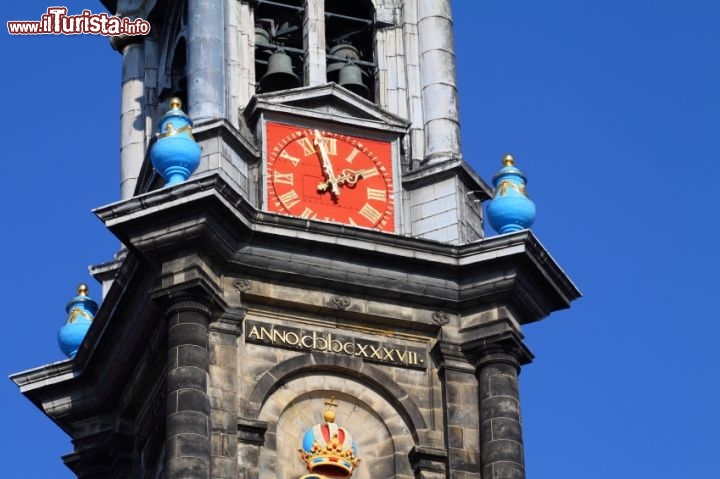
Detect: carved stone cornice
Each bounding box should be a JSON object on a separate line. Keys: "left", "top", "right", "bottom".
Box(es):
{"left": 245, "top": 83, "right": 411, "bottom": 134}
{"left": 94, "top": 173, "right": 578, "bottom": 325}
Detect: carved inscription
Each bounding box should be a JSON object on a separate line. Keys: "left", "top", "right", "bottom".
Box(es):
{"left": 245, "top": 320, "right": 426, "bottom": 369}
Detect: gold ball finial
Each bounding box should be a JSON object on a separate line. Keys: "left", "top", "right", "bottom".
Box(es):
{"left": 169, "top": 97, "right": 182, "bottom": 110}
{"left": 502, "top": 154, "right": 515, "bottom": 166}
{"left": 323, "top": 409, "right": 336, "bottom": 423}
{"left": 77, "top": 284, "right": 89, "bottom": 296}
{"left": 323, "top": 395, "right": 338, "bottom": 423}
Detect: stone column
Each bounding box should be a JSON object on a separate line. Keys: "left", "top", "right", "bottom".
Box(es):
{"left": 417, "top": 0, "right": 461, "bottom": 164}
{"left": 187, "top": 0, "right": 226, "bottom": 122}
{"left": 111, "top": 35, "right": 145, "bottom": 200}
{"left": 165, "top": 298, "right": 212, "bottom": 479}
{"left": 477, "top": 347, "right": 525, "bottom": 479}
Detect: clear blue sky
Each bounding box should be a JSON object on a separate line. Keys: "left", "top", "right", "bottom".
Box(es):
{"left": 2, "top": 1, "right": 719, "bottom": 477}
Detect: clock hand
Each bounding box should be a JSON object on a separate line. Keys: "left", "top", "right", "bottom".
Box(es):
{"left": 317, "top": 168, "right": 375, "bottom": 191}
{"left": 338, "top": 168, "right": 374, "bottom": 186}
{"left": 313, "top": 129, "right": 341, "bottom": 196}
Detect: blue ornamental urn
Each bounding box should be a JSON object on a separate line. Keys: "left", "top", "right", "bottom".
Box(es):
{"left": 486, "top": 154, "right": 536, "bottom": 234}
{"left": 149, "top": 97, "right": 201, "bottom": 186}
{"left": 58, "top": 284, "right": 98, "bottom": 358}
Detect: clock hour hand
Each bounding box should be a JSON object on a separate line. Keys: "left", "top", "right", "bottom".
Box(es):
{"left": 317, "top": 168, "right": 374, "bottom": 192}
{"left": 313, "top": 129, "right": 340, "bottom": 196}
{"left": 335, "top": 168, "right": 374, "bottom": 187}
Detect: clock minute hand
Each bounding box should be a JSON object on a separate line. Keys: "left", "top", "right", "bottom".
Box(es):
{"left": 313, "top": 129, "right": 340, "bottom": 196}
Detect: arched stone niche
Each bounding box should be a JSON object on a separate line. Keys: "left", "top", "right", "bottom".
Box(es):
{"left": 257, "top": 374, "right": 416, "bottom": 479}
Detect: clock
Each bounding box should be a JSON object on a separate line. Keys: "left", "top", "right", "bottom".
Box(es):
{"left": 265, "top": 121, "right": 395, "bottom": 232}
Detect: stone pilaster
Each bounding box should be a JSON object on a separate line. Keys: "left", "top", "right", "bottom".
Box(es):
{"left": 165, "top": 298, "right": 212, "bottom": 479}
{"left": 237, "top": 417, "right": 269, "bottom": 479}
{"left": 208, "top": 313, "right": 244, "bottom": 478}
{"left": 434, "top": 342, "right": 480, "bottom": 479}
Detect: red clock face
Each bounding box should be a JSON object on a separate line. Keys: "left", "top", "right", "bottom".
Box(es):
{"left": 266, "top": 122, "right": 395, "bottom": 232}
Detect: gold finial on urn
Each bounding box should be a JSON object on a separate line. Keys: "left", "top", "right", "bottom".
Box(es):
{"left": 168, "top": 97, "right": 182, "bottom": 110}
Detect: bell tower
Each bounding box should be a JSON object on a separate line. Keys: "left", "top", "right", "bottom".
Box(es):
{"left": 11, "top": 1, "right": 579, "bottom": 479}
{"left": 111, "top": 0, "right": 485, "bottom": 244}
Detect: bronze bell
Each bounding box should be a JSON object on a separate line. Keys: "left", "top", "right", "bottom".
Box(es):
{"left": 338, "top": 61, "right": 370, "bottom": 98}
{"left": 329, "top": 43, "right": 361, "bottom": 61}
{"left": 255, "top": 26, "right": 271, "bottom": 47}
{"left": 260, "top": 50, "right": 300, "bottom": 93}
{"left": 327, "top": 43, "right": 361, "bottom": 75}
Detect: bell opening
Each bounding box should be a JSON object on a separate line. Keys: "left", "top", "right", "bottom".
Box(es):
{"left": 325, "top": 0, "right": 376, "bottom": 102}
{"left": 254, "top": 0, "right": 305, "bottom": 92}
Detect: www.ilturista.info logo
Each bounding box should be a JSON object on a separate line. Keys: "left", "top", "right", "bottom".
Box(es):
{"left": 7, "top": 7, "right": 150, "bottom": 36}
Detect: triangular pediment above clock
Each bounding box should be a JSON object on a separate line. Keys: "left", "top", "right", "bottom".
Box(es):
{"left": 245, "top": 83, "right": 411, "bottom": 135}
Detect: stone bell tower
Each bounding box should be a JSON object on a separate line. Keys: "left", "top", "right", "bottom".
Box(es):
{"left": 112, "top": 0, "right": 487, "bottom": 243}
{"left": 11, "top": 1, "right": 579, "bottom": 479}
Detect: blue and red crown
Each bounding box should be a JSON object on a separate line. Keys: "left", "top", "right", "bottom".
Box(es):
{"left": 298, "top": 400, "right": 360, "bottom": 478}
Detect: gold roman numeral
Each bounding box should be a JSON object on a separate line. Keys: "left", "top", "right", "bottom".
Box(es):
{"left": 361, "top": 168, "right": 379, "bottom": 179}
{"left": 344, "top": 147, "right": 360, "bottom": 164}
{"left": 297, "top": 138, "right": 316, "bottom": 156}
{"left": 273, "top": 171, "right": 294, "bottom": 185}
{"left": 279, "top": 150, "right": 301, "bottom": 166}
{"left": 322, "top": 138, "right": 337, "bottom": 155}
{"left": 278, "top": 190, "right": 301, "bottom": 209}
{"left": 359, "top": 203, "right": 382, "bottom": 223}
{"left": 366, "top": 188, "right": 387, "bottom": 201}
{"left": 299, "top": 207, "right": 317, "bottom": 219}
